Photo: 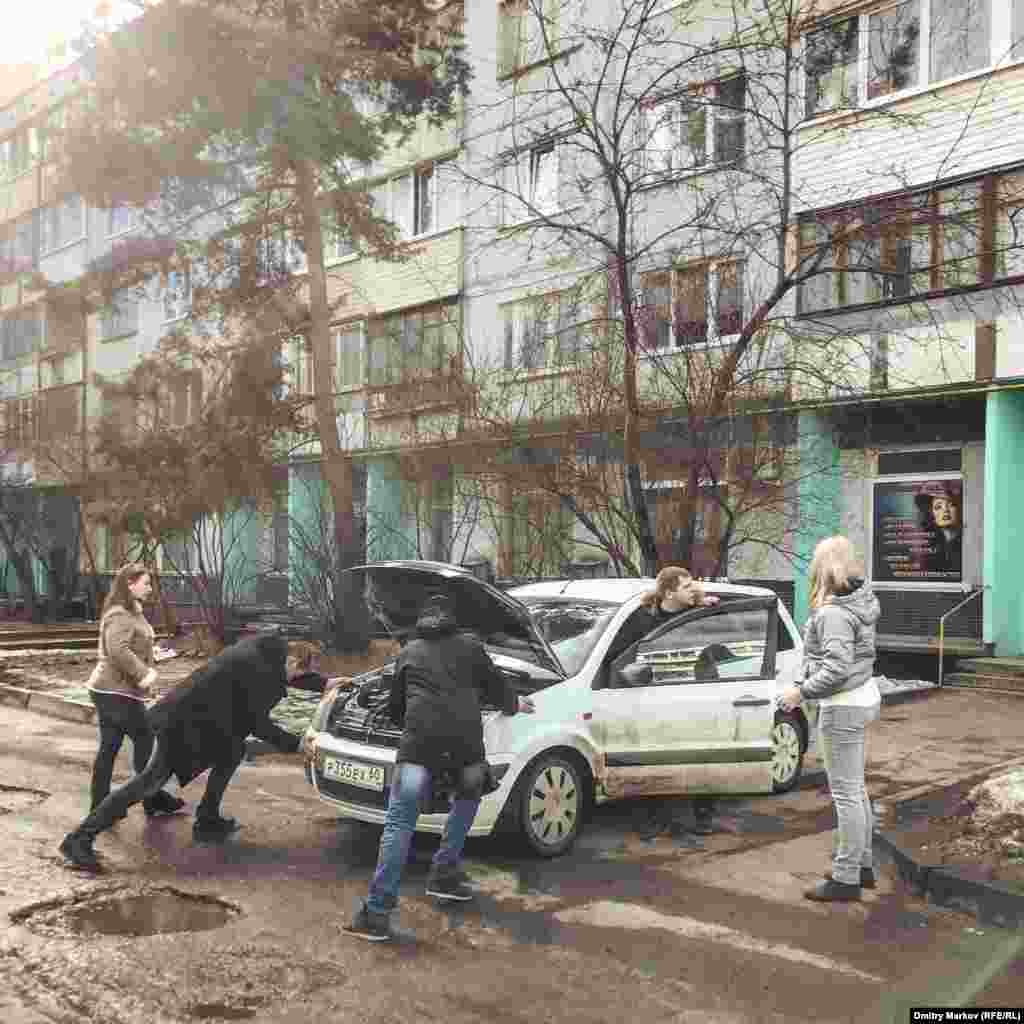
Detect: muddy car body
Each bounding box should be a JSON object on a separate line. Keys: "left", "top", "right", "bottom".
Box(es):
{"left": 303, "top": 561, "right": 815, "bottom": 856}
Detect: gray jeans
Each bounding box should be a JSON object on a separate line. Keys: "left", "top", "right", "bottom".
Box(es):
{"left": 819, "top": 701, "right": 880, "bottom": 886}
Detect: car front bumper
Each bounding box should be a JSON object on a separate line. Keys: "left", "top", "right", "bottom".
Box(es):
{"left": 306, "top": 732, "right": 504, "bottom": 837}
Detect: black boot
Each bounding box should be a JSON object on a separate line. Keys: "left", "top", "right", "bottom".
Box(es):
{"left": 143, "top": 791, "right": 186, "bottom": 817}
{"left": 59, "top": 833, "right": 101, "bottom": 871}
{"left": 193, "top": 815, "right": 240, "bottom": 842}
{"left": 804, "top": 879, "right": 861, "bottom": 902}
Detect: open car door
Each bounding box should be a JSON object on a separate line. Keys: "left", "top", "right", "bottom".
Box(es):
{"left": 590, "top": 596, "right": 779, "bottom": 801}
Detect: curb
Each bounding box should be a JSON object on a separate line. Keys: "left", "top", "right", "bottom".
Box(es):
{"left": 873, "top": 773, "right": 1024, "bottom": 930}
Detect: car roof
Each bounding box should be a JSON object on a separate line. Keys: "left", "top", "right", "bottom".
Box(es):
{"left": 508, "top": 578, "right": 780, "bottom": 604}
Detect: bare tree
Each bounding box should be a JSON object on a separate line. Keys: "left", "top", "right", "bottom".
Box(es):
{"left": 447, "top": 0, "right": 1000, "bottom": 575}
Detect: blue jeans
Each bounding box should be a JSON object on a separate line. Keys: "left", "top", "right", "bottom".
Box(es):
{"left": 365, "top": 762, "right": 480, "bottom": 916}
{"left": 819, "top": 702, "right": 881, "bottom": 886}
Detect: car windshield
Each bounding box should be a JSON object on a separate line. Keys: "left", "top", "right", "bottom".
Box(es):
{"left": 520, "top": 598, "right": 620, "bottom": 677}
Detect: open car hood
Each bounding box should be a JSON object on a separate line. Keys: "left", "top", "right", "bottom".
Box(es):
{"left": 344, "top": 561, "right": 565, "bottom": 676}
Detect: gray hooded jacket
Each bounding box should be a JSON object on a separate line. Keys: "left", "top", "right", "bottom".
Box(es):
{"left": 800, "top": 581, "right": 880, "bottom": 701}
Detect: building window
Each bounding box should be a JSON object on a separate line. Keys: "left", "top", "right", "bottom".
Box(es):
{"left": 641, "top": 261, "right": 744, "bottom": 349}
{"left": 0, "top": 126, "right": 40, "bottom": 181}
{"left": 99, "top": 289, "right": 139, "bottom": 341}
{"left": 162, "top": 266, "right": 191, "bottom": 323}
{"left": 40, "top": 195, "right": 85, "bottom": 254}
{"left": 796, "top": 168, "right": 1024, "bottom": 315}
{"left": 0, "top": 310, "right": 43, "bottom": 360}
{"left": 368, "top": 161, "right": 455, "bottom": 241}
{"left": 643, "top": 74, "right": 746, "bottom": 177}
{"left": 503, "top": 140, "right": 560, "bottom": 223}
{"left": 367, "top": 301, "right": 458, "bottom": 387}
{"left": 107, "top": 204, "right": 140, "bottom": 237}
{"left": 497, "top": 0, "right": 559, "bottom": 77}
{"left": 502, "top": 290, "right": 582, "bottom": 370}
{"left": 805, "top": 0, "right": 992, "bottom": 117}
{"left": 167, "top": 371, "right": 202, "bottom": 427}
{"left": 279, "top": 337, "right": 314, "bottom": 397}
{"left": 257, "top": 231, "right": 307, "bottom": 283}
{"left": 334, "top": 321, "right": 364, "bottom": 391}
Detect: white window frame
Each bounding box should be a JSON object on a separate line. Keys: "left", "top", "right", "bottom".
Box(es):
{"left": 334, "top": 320, "right": 365, "bottom": 392}
{"left": 501, "top": 290, "right": 581, "bottom": 370}
{"left": 641, "top": 260, "right": 745, "bottom": 351}
{"left": 368, "top": 161, "right": 457, "bottom": 241}
{"left": 643, "top": 75, "right": 746, "bottom": 178}
{"left": 497, "top": 0, "right": 560, "bottom": 78}
{"left": 503, "top": 140, "right": 560, "bottom": 225}
{"left": 162, "top": 266, "right": 192, "bottom": 324}
{"left": 804, "top": 0, "right": 1001, "bottom": 118}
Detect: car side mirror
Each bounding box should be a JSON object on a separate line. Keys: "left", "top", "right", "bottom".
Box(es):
{"left": 614, "top": 663, "right": 653, "bottom": 688}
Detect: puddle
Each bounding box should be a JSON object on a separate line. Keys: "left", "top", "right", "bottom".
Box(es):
{"left": 14, "top": 887, "right": 241, "bottom": 937}
{"left": 0, "top": 784, "right": 49, "bottom": 814}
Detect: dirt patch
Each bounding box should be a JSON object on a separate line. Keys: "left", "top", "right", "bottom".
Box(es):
{"left": 887, "top": 774, "right": 1024, "bottom": 890}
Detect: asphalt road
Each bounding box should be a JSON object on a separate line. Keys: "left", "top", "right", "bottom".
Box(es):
{"left": 1, "top": 698, "right": 1022, "bottom": 1024}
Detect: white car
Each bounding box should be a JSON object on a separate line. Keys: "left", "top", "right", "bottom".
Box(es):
{"left": 302, "top": 561, "right": 816, "bottom": 857}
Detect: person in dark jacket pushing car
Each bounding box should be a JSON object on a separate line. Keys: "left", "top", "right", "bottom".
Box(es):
{"left": 59, "top": 633, "right": 316, "bottom": 871}
{"left": 347, "top": 592, "right": 535, "bottom": 942}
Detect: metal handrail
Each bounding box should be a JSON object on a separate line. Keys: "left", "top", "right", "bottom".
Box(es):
{"left": 938, "top": 585, "right": 989, "bottom": 687}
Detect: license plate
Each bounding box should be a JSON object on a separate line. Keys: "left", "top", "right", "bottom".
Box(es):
{"left": 321, "top": 756, "right": 386, "bottom": 791}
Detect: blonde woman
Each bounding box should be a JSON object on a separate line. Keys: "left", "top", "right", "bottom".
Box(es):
{"left": 605, "top": 566, "right": 720, "bottom": 837}
{"left": 86, "top": 563, "right": 184, "bottom": 820}
{"left": 780, "top": 536, "right": 881, "bottom": 902}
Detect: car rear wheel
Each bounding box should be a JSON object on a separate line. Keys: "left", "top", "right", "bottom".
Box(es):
{"left": 772, "top": 711, "right": 805, "bottom": 793}
{"left": 513, "top": 752, "right": 587, "bottom": 858}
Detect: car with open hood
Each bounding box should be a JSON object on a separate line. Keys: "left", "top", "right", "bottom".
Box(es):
{"left": 302, "top": 561, "right": 815, "bottom": 857}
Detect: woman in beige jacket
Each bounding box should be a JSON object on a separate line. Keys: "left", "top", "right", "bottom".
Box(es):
{"left": 87, "top": 563, "right": 184, "bottom": 818}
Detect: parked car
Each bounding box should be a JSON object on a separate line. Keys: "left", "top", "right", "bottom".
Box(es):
{"left": 302, "top": 561, "right": 816, "bottom": 857}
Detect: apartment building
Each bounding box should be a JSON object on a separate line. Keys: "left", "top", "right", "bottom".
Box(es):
{"left": 791, "top": 0, "right": 1024, "bottom": 654}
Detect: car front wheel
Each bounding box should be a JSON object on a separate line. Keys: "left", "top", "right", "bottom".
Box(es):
{"left": 772, "top": 711, "right": 805, "bottom": 793}
{"left": 514, "top": 752, "right": 587, "bottom": 857}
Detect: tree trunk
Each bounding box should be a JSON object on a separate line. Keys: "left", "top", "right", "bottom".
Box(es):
{"left": 617, "top": 261, "right": 658, "bottom": 576}
{"left": 295, "top": 159, "right": 368, "bottom": 653}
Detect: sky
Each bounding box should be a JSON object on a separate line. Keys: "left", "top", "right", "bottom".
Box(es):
{"left": 0, "top": 0, "right": 137, "bottom": 68}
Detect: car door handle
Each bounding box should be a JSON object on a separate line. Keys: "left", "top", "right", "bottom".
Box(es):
{"left": 733, "top": 697, "right": 771, "bottom": 707}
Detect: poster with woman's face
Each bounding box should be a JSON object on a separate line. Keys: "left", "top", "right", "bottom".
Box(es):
{"left": 872, "top": 479, "right": 963, "bottom": 583}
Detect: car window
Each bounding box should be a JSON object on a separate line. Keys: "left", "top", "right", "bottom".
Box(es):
{"left": 612, "top": 606, "right": 771, "bottom": 686}
{"left": 522, "top": 600, "right": 619, "bottom": 677}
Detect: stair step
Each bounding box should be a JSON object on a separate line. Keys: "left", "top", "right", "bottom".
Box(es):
{"left": 944, "top": 672, "right": 1024, "bottom": 692}
{"left": 956, "top": 657, "right": 1024, "bottom": 676}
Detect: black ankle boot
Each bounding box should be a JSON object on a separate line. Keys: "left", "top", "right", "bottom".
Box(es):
{"left": 193, "top": 815, "right": 240, "bottom": 842}
{"left": 144, "top": 791, "right": 186, "bottom": 817}
{"left": 59, "top": 833, "right": 101, "bottom": 871}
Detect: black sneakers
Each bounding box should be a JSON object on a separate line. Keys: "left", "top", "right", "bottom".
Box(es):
{"left": 425, "top": 869, "right": 476, "bottom": 902}
{"left": 804, "top": 879, "right": 861, "bottom": 902}
{"left": 192, "top": 815, "right": 240, "bottom": 842}
{"left": 825, "top": 867, "right": 876, "bottom": 889}
{"left": 143, "top": 791, "right": 187, "bottom": 817}
{"left": 345, "top": 904, "right": 392, "bottom": 942}
{"left": 59, "top": 833, "right": 101, "bottom": 871}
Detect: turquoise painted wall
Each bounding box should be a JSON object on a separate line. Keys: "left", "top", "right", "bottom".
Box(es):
{"left": 221, "top": 502, "right": 262, "bottom": 604}
{"left": 366, "top": 458, "right": 415, "bottom": 561}
{"left": 983, "top": 390, "right": 1024, "bottom": 655}
{"left": 288, "top": 461, "right": 327, "bottom": 602}
{"left": 793, "top": 411, "right": 842, "bottom": 629}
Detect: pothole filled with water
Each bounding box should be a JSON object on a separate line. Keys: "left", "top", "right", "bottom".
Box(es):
{"left": 0, "top": 784, "right": 49, "bottom": 814}
{"left": 13, "top": 887, "right": 241, "bottom": 937}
